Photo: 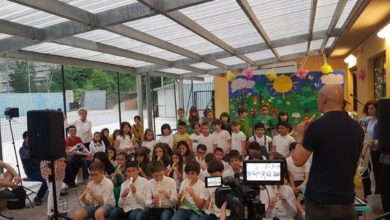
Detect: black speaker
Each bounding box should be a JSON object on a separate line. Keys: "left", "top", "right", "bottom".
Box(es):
{"left": 378, "top": 98, "right": 390, "bottom": 152}
{"left": 27, "top": 110, "right": 66, "bottom": 160}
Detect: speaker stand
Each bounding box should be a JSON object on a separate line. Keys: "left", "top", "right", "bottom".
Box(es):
{"left": 48, "top": 161, "right": 72, "bottom": 220}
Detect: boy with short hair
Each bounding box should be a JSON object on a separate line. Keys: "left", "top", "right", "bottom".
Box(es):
{"left": 272, "top": 122, "right": 295, "bottom": 157}
{"left": 203, "top": 108, "right": 214, "bottom": 133}
{"left": 212, "top": 119, "right": 231, "bottom": 155}
{"left": 201, "top": 160, "right": 230, "bottom": 220}
{"left": 172, "top": 161, "right": 206, "bottom": 220}
{"left": 238, "top": 107, "right": 251, "bottom": 138}
{"left": 177, "top": 108, "right": 188, "bottom": 127}
{"left": 213, "top": 147, "right": 231, "bottom": 172}
{"left": 248, "top": 122, "right": 272, "bottom": 153}
{"left": 230, "top": 120, "right": 246, "bottom": 160}
{"left": 109, "top": 161, "right": 148, "bottom": 220}
{"left": 73, "top": 162, "right": 115, "bottom": 220}
{"left": 199, "top": 122, "right": 217, "bottom": 154}
{"left": 143, "top": 161, "right": 177, "bottom": 220}
{"left": 245, "top": 142, "right": 265, "bottom": 160}
{"left": 174, "top": 121, "right": 192, "bottom": 150}
{"left": 224, "top": 150, "right": 242, "bottom": 178}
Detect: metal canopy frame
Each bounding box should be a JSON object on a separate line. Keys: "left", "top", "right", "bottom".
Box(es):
{"left": 0, "top": 0, "right": 363, "bottom": 79}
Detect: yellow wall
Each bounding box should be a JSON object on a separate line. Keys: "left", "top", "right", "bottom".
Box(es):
{"left": 213, "top": 55, "right": 349, "bottom": 116}
{"left": 352, "top": 34, "right": 390, "bottom": 116}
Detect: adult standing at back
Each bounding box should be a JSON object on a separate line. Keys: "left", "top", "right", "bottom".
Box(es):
{"left": 292, "top": 84, "right": 364, "bottom": 220}
{"left": 65, "top": 108, "right": 93, "bottom": 148}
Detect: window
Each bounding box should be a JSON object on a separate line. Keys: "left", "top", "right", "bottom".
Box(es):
{"left": 373, "top": 54, "right": 386, "bottom": 98}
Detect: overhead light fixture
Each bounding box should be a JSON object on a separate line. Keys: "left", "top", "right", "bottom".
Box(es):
{"left": 344, "top": 54, "right": 356, "bottom": 68}
{"left": 377, "top": 23, "right": 390, "bottom": 39}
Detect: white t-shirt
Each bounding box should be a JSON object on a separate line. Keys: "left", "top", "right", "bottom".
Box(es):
{"left": 248, "top": 135, "right": 272, "bottom": 149}
{"left": 145, "top": 176, "right": 177, "bottom": 208}
{"left": 213, "top": 130, "right": 231, "bottom": 151}
{"left": 158, "top": 135, "right": 174, "bottom": 149}
{"left": 142, "top": 140, "right": 157, "bottom": 157}
{"left": 231, "top": 131, "right": 246, "bottom": 155}
{"left": 89, "top": 141, "right": 106, "bottom": 154}
{"left": 117, "top": 135, "right": 134, "bottom": 153}
{"left": 118, "top": 176, "right": 148, "bottom": 212}
{"left": 190, "top": 133, "right": 202, "bottom": 151}
{"left": 273, "top": 134, "right": 295, "bottom": 157}
{"left": 260, "top": 185, "right": 297, "bottom": 220}
{"left": 199, "top": 134, "right": 217, "bottom": 154}
{"left": 286, "top": 156, "right": 310, "bottom": 182}
{"left": 178, "top": 178, "right": 206, "bottom": 209}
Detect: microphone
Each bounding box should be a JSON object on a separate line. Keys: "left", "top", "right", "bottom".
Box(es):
{"left": 349, "top": 93, "right": 365, "bottom": 106}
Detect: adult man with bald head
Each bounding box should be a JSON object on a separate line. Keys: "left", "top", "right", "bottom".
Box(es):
{"left": 292, "top": 84, "right": 364, "bottom": 220}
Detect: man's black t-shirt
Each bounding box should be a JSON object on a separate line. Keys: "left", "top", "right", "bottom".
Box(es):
{"left": 303, "top": 111, "right": 364, "bottom": 204}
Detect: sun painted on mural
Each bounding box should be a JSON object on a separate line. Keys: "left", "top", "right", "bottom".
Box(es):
{"left": 228, "top": 70, "right": 345, "bottom": 125}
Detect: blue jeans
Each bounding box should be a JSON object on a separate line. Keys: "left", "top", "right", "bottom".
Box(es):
{"left": 26, "top": 169, "right": 48, "bottom": 200}
{"left": 109, "top": 208, "right": 143, "bottom": 220}
{"left": 141, "top": 208, "right": 173, "bottom": 220}
{"left": 171, "top": 209, "right": 203, "bottom": 220}
{"left": 84, "top": 204, "right": 114, "bottom": 219}
{"left": 199, "top": 213, "right": 218, "bottom": 220}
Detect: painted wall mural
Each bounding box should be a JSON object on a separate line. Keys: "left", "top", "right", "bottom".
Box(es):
{"left": 228, "top": 70, "right": 345, "bottom": 125}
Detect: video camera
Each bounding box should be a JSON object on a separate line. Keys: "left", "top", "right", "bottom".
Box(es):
{"left": 206, "top": 160, "right": 284, "bottom": 220}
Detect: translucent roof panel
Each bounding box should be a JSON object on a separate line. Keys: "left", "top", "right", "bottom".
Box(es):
{"left": 248, "top": 0, "right": 311, "bottom": 41}
{"left": 217, "top": 56, "right": 246, "bottom": 65}
{"left": 189, "top": 62, "right": 217, "bottom": 70}
{"left": 326, "top": 37, "right": 336, "bottom": 48}
{"left": 160, "top": 68, "right": 190, "bottom": 75}
{"left": 180, "top": 0, "right": 265, "bottom": 48}
{"left": 309, "top": 39, "right": 324, "bottom": 51}
{"left": 76, "top": 29, "right": 187, "bottom": 61}
{"left": 0, "top": 1, "right": 68, "bottom": 28}
{"left": 0, "top": 34, "right": 11, "bottom": 40}
{"left": 60, "top": 0, "right": 137, "bottom": 13}
{"left": 125, "top": 15, "right": 223, "bottom": 55}
{"left": 313, "top": 0, "right": 339, "bottom": 32}
{"left": 244, "top": 49, "right": 275, "bottom": 61}
{"left": 276, "top": 42, "right": 307, "bottom": 56}
{"left": 336, "top": 0, "right": 358, "bottom": 28}
{"left": 23, "top": 42, "right": 152, "bottom": 67}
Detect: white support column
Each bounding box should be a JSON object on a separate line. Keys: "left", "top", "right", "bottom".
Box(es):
{"left": 136, "top": 74, "right": 143, "bottom": 121}
{"left": 145, "top": 73, "right": 153, "bottom": 129}
{"left": 178, "top": 79, "right": 184, "bottom": 108}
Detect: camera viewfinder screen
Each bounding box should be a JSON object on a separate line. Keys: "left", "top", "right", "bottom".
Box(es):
{"left": 205, "top": 176, "right": 222, "bottom": 188}
{"left": 244, "top": 161, "right": 283, "bottom": 185}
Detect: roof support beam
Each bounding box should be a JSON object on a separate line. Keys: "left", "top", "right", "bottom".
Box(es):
{"left": 320, "top": 0, "right": 348, "bottom": 54}
{"left": 138, "top": 29, "right": 334, "bottom": 72}
{"left": 306, "top": 0, "right": 318, "bottom": 55}
{"left": 236, "top": 0, "right": 281, "bottom": 60}
{"left": 181, "top": 50, "right": 321, "bottom": 78}
{"left": 0, "top": 19, "right": 43, "bottom": 40}
{"left": 54, "top": 37, "right": 173, "bottom": 67}
{"left": 0, "top": 0, "right": 212, "bottom": 52}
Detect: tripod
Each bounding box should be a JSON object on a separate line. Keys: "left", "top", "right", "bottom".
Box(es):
{"left": 7, "top": 117, "right": 35, "bottom": 208}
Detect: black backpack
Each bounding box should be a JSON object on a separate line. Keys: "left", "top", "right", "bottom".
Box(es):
{"left": 7, "top": 186, "right": 26, "bottom": 209}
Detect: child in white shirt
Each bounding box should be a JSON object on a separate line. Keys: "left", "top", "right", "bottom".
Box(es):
{"left": 230, "top": 120, "right": 246, "bottom": 160}
{"left": 109, "top": 161, "right": 148, "bottom": 219}
{"left": 73, "top": 162, "right": 115, "bottom": 220}
{"left": 199, "top": 122, "right": 217, "bottom": 154}
{"left": 190, "top": 123, "right": 202, "bottom": 152}
{"left": 272, "top": 122, "right": 295, "bottom": 157}
{"left": 158, "top": 124, "right": 174, "bottom": 149}
{"left": 143, "top": 161, "right": 177, "bottom": 220}
{"left": 142, "top": 129, "right": 157, "bottom": 157}
{"left": 212, "top": 119, "right": 231, "bottom": 155}
{"left": 172, "top": 161, "right": 206, "bottom": 220}
{"left": 260, "top": 185, "right": 297, "bottom": 220}
{"left": 248, "top": 122, "right": 272, "bottom": 153}
{"left": 89, "top": 131, "right": 106, "bottom": 154}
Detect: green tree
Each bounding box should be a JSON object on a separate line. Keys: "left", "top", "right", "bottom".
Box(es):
{"left": 8, "top": 60, "right": 37, "bottom": 92}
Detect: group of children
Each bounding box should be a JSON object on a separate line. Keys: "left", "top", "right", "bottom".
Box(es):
{"left": 71, "top": 105, "right": 310, "bottom": 220}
